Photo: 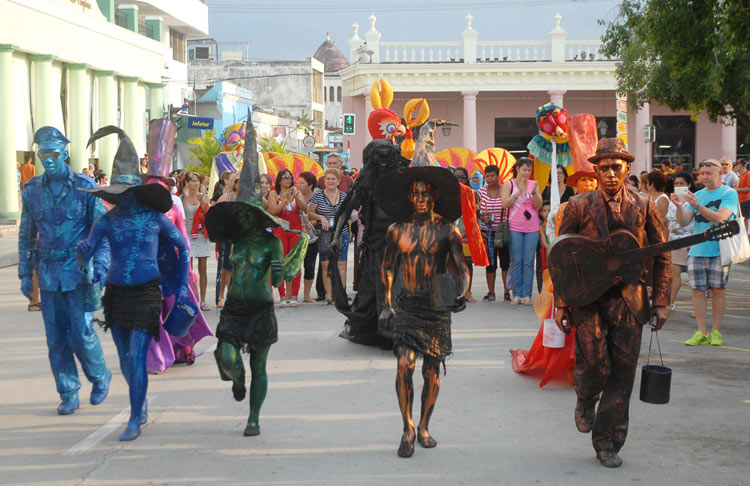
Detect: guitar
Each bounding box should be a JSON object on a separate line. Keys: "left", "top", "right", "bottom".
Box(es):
{"left": 548, "top": 220, "right": 739, "bottom": 308}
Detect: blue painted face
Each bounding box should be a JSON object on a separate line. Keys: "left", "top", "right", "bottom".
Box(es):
{"left": 37, "top": 144, "right": 68, "bottom": 176}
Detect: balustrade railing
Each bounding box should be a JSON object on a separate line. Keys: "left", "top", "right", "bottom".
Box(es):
{"left": 381, "top": 42, "right": 464, "bottom": 63}
{"left": 377, "top": 40, "right": 608, "bottom": 63}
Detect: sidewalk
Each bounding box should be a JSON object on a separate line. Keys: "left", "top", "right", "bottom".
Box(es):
{"left": 0, "top": 236, "right": 18, "bottom": 268}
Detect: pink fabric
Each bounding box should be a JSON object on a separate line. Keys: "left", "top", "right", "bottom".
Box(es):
{"left": 508, "top": 179, "right": 540, "bottom": 233}
{"left": 147, "top": 201, "right": 214, "bottom": 374}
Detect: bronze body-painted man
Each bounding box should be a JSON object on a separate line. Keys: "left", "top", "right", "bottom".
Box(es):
{"left": 376, "top": 166, "right": 469, "bottom": 458}
{"left": 554, "top": 138, "right": 670, "bottom": 468}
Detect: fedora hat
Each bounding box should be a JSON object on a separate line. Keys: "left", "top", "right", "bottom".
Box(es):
{"left": 588, "top": 137, "right": 635, "bottom": 164}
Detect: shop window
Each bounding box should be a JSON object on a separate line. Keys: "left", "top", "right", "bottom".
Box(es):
{"left": 652, "top": 116, "right": 695, "bottom": 170}
{"left": 494, "top": 118, "right": 538, "bottom": 155}
{"left": 737, "top": 119, "right": 749, "bottom": 160}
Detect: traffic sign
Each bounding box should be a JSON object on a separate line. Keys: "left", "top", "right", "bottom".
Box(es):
{"left": 644, "top": 124, "right": 656, "bottom": 143}
{"left": 302, "top": 135, "right": 315, "bottom": 148}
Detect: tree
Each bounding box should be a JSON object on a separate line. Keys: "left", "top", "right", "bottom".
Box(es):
{"left": 258, "top": 136, "right": 288, "bottom": 154}
{"left": 600, "top": 0, "right": 750, "bottom": 130}
{"left": 297, "top": 109, "right": 314, "bottom": 135}
{"left": 185, "top": 129, "right": 221, "bottom": 175}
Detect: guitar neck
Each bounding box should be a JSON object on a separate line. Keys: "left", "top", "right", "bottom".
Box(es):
{"left": 618, "top": 232, "right": 707, "bottom": 261}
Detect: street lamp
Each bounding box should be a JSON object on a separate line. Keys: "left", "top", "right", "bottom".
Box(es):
{"left": 441, "top": 125, "right": 452, "bottom": 137}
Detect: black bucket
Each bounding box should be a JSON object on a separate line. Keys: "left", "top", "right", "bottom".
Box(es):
{"left": 639, "top": 328, "right": 671, "bottom": 405}
{"left": 640, "top": 364, "right": 671, "bottom": 404}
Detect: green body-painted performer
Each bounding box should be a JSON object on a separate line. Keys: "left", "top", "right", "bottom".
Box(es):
{"left": 205, "top": 114, "right": 306, "bottom": 436}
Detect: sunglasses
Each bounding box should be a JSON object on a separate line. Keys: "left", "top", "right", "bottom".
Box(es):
{"left": 38, "top": 150, "right": 61, "bottom": 160}
{"left": 699, "top": 160, "right": 719, "bottom": 168}
{"left": 280, "top": 174, "right": 292, "bottom": 179}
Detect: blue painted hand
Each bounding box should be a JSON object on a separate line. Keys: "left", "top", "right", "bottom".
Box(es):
{"left": 20, "top": 275, "right": 33, "bottom": 301}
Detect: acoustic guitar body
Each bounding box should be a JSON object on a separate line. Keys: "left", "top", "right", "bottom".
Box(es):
{"left": 548, "top": 229, "right": 643, "bottom": 307}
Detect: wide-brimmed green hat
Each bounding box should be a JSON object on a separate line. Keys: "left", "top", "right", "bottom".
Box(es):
{"left": 205, "top": 112, "right": 288, "bottom": 241}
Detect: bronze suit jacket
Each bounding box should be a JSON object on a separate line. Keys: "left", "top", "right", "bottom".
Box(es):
{"left": 554, "top": 187, "right": 671, "bottom": 324}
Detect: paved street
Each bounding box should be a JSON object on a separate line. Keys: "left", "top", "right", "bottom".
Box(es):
{"left": 1, "top": 257, "right": 748, "bottom": 486}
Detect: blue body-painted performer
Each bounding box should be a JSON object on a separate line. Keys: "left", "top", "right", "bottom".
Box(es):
{"left": 76, "top": 126, "right": 189, "bottom": 441}
{"left": 18, "top": 126, "right": 112, "bottom": 415}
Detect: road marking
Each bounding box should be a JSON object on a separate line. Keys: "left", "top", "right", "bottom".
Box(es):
{"left": 668, "top": 340, "right": 750, "bottom": 352}
{"left": 63, "top": 397, "right": 154, "bottom": 456}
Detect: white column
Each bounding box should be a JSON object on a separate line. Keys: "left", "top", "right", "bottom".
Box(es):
{"left": 462, "top": 14, "right": 478, "bottom": 64}
{"left": 548, "top": 89, "right": 566, "bottom": 107}
{"left": 461, "top": 90, "right": 478, "bottom": 152}
{"left": 149, "top": 82, "right": 165, "bottom": 120}
{"left": 68, "top": 64, "right": 90, "bottom": 172}
{"left": 363, "top": 91, "right": 372, "bottom": 143}
{"left": 364, "top": 14, "right": 381, "bottom": 63}
{"left": 547, "top": 13, "right": 567, "bottom": 63}
{"left": 30, "top": 54, "right": 56, "bottom": 173}
{"left": 122, "top": 76, "right": 141, "bottom": 155}
{"left": 96, "top": 71, "right": 117, "bottom": 176}
{"left": 632, "top": 102, "right": 651, "bottom": 175}
{"left": 0, "top": 44, "right": 18, "bottom": 218}
{"left": 721, "top": 117, "right": 737, "bottom": 161}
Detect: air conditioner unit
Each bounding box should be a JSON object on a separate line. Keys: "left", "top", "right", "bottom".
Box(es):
{"left": 194, "top": 47, "right": 211, "bottom": 60}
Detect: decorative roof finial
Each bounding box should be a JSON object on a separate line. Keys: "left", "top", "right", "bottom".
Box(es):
{"left": 326, "top": 32, "right": 331, "bottom": 41}
{"left": 465, "top": 13, "right": 473, "bottom": 31}
{"left": 369, "top": 14, "right": 377, "bottom": 32}
{"left": 554, "top": 13, "right": 562, "bottom": 29}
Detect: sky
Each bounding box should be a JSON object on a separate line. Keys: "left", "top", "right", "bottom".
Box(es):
{"left": 205, "top": 0, "right": 625, "bottom": 62}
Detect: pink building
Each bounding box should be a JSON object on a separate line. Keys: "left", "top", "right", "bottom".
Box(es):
{"left": 340, "top": 14, "right": 745, "bottom": 173}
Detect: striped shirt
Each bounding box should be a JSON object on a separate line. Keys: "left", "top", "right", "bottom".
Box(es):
{"left": 310, "top": 189, "right": 348, "bottom": 236}
{"left": 477, "top": 185, "right": 506, "bottom": 231}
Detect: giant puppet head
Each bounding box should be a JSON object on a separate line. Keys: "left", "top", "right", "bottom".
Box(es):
{"left": 367, "top": 79, "right": 405, "bottom": 142}
{"left": 527, "top": 102, "right": 573, "bottom": 192}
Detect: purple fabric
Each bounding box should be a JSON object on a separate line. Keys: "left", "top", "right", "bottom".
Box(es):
{"left": 147, "top": 276, "right": 213, "bottom": 374}
{"left": 214, "top": 153, "right": 238, "bottom": 177}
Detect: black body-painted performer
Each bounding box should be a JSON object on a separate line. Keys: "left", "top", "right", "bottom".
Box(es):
{"left": 331, "top": 140, "right": 409, "bottom": 346}
{"left": 374, "top": 160, "right": 469, "bottom": 458}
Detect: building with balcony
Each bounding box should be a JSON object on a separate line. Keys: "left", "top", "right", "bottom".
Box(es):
{"left": 340, "top": 14, "right": 744, "bottom": 171}
{"left": 0, "top": 0, "right": 208, "bottom": 219}
{"left": 188, "top": 52, "right": 326, "bottom": 148}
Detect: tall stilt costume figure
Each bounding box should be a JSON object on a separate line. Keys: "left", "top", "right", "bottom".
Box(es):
{"left": 18, "top": 126, "right": 112, "bottom": 415}
{"left": 143, "top": 119, "right": 213, "bottom": 373}
{"left": 375, "top": 147, "right": 469, "bottom": 458}
{"left": 332, "top": 140, "right": 410, "bottom": 346}
{"left": 205, "top": 116, "right": 306, "bottom": 437}
{"left": 76, "top": 126, "right": 190, "bottom": 441}
{"left": 552, "top": 138, "right": 670, "bottom": 467}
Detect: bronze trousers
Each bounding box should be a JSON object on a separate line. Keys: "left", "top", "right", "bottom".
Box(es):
{"left": 572, "top": 292, "right": 643, "bottom": 453}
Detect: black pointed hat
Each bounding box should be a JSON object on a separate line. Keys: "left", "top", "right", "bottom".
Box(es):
{"left": 205, "top": 112, "right": 288, "bottom": 242}
{"left": 375, "top": 120, "right": 461, "bottom": 222}
{"left": 79, "top": 126, "right": 172, "bottom": 213}
{"left": 142, "top": 118, "right": 178, "bottom": 186}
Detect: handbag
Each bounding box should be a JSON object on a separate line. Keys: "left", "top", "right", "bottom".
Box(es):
{"left": 719, "top": 198, "right": 750, "bottom": 266}
{"left": 317, "top": 229, "right": 333, "bottom": 254}
{"left": 494, "top": 208, "right": 510, "bottom": 249}
{"left": 299, "top": 211, "right": 318, "bottom": 243}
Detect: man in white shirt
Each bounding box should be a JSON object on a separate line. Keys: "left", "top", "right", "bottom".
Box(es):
{"left": 720, "top": 157, "right": 739, "bottom": 188}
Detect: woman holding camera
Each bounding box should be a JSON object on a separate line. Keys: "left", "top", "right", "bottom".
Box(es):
{"left": 501, "top": 157, "right": 542, "bottom": 305}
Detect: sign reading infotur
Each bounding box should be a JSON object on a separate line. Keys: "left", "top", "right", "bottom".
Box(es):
{"left": 186, "top": 116, "right": 214, "bottom": 130}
